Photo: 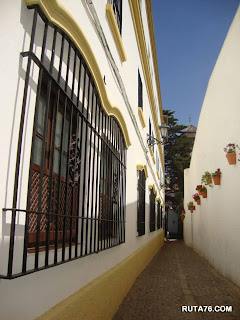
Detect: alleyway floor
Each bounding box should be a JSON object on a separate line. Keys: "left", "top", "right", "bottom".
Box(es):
{"left": 113, "top": 240, "right": 240, "bottom": 320}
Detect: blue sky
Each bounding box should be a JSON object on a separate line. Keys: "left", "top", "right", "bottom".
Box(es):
{"left": 151, "top": 0, "right": 240, "bottom": 127}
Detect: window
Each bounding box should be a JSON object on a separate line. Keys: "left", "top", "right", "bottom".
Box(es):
{"left": 160, "top": 205, "right": 163, "bottom": 229}
{"left": 28, "top": 74, "right": 78, "bottom": 250}
{"left": 149, "top": 188, "right": 156, "bottom": 232}
{"left": 157, "top": 201, "right": 160, "bottom": 230}
{"left": 149, "top": 119, "right": 154, "bottom": 152}
{"left": 156, "top": 153, "right": 159, "bottom": 172}
{"left": 137, "top": 169, "right": 146, "bottom": 236}
{"left": 138, "top": 70, "right": 143, "bottom": 109}
{"left": 108, "top": 0, "right": 122, "bottom": 35}
{"left": 5, "top": 7, "right": 126, "bottom": 278}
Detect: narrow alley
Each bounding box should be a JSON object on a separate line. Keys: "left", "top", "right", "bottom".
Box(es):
{"left": 113, "top": 241, "right": 240, "bottom": 320}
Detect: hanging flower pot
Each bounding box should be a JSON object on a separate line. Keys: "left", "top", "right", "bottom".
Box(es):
{"left": 193, "top": 193, "right": 200, "bottom": 204}
{"left": 196, "top": 185, "right": 203, "bottom": 195}
{"left": 201, "top": 172, "right": 212, "bottom": 187}
{"left": 212, "top": 169, "right": 221, "bottom": 185}
{"left": 182, "top": 209, "right": 185, "bottom": 214}
{"left": 199, "top": 187, "right": 207, "bottom": 198}
{"left": 196, "top": 199, "right": 201, "bottom": 205}
{"left": 224, "top": 144, "right": 236, "bottom": 165}
{"left": 207, "top": 177, "right": 211, "bottom": 184}
{"left": 181, "top": 214, "right": 185, "bottom": 221}
{"left": 226, "top": 152, "right": 236, "bottom": 165}
{"left": 187, "top": 201, "right": 194, "bottom": 213}
{"left": 213, "top": 176, "right": 220, "bottom": 185}
{"left": 201, "top": 191, "right": 207, "bottom": 198}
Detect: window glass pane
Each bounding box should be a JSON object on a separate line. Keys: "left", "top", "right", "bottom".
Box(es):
{"left": 55, "top": 111, "right": 63, "bottom": 148}
{"left": 33, "top": 136, "right": 43, "bottom": 166}
{"left": 36, "top": 94, "right": 47, "bottom": 135}
{"left": 33, "top": 94, "right": 47, "bottom": 166}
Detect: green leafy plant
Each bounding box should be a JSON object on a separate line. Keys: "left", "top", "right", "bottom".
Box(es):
{"left": 201, "top": 171, "right": 212, "bottom": 187}
{"left": 193, "top": 193, "right": 200, "bottom": 201}
{"left": 199, "top": 186, "right": 207, "bottom": 192}
{"left": 187, "top": 201, "right": 194, "bottom": 210}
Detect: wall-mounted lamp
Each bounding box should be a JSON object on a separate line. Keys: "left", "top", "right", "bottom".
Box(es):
{"left": 160, "top": 175, "right": 171, "bottom": 189}
{"left": 147, "top": 123, "right": 169, "bottom": 147}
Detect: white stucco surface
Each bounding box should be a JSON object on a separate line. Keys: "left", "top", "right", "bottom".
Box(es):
{"left": 0, "top": 1, "right": 165, "bottom": 319}
{"left": 184, "top": 6, "right": 240, "bottom": 288}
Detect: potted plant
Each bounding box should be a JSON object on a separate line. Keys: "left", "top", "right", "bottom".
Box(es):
{"left": 201, "top": 171, "right": 212, "bottom": 186}
{"left": 212, "top": 168, "right": 221, "bottom": 185}
{"left": 181, "top": 214, "right": 185, "bottom": 221}
{"left": 182, "top": 209, "right": 185, "bottom": 214}
{"left": 187, "top": 201, "right": 194, "bottom": 213}
{"left": 224, "top": 143, "right": 236, "bottom": 165}
{"left": 196, "top": 185, "right": 203, "bottom": 195}
{"left": 193, "top": 193, "right": 201, "bottom": 205}
{"left": 199, "top": 186, "right": 207, "bottom": 198}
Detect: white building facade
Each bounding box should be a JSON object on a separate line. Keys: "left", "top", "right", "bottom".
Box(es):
{"left": 0, "top": 1, "right": 166, "bottom": 319}
{"left": 184, "top": 6, "right": 240, "bottom": 288}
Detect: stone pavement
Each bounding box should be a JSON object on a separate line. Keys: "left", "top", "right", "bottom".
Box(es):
{"left": 113, "top": 240, "right": 240, "bottom": 320}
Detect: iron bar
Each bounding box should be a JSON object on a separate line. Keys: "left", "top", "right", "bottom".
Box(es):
{"left": 6, "top": 7, "right": 126, "bottom": 279}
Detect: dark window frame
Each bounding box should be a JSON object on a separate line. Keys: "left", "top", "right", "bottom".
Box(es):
{"left": 137, "top": 169, "right": 145, "bottom": 236}
{"left": 157, "top": 201, "right": 160, "bottom": 230}
{"left": 108, "top": 0, "right": 123, "bottom": 35}
{"left": 138, "top": 69, "right": 143, "bottom": 110}
{"left": 149, "top": 188, "right": 156, "bottom": 232}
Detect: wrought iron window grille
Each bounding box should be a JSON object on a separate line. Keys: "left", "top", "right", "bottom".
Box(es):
{"left": 149, "top": 189, "right": 156, "bottom": 232}
{"left": 1, "top": 6, "right": 126, "bottom": 279}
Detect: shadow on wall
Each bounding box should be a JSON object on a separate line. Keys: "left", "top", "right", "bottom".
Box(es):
{"left": 0, "top": 200, "right": 164, "bottom": 320}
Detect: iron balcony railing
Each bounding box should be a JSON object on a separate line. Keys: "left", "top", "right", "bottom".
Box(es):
{"left": 1, "top": 6, "right": 126, "bottom": 279}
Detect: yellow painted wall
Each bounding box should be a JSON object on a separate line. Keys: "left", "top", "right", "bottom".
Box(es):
{"left": 37, "top": 232, "right": 164, "bottom": 320}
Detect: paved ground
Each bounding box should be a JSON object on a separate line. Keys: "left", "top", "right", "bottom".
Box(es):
{"left": 113, "top": 240, "right": 240, "bottom": 320}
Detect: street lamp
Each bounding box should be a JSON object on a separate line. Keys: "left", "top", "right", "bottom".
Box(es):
{"left": 147, "top": 123, "right": 170, "bottom": 147}
{"left": 160, "top": 175, "right": 171, "bottom": 189}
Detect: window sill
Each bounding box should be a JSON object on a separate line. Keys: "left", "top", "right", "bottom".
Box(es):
{"left": 106, "top": 3, "right": 127, "bottom": 62}
{"left": 138, "top": 107, "right": 146, "bottom": 128}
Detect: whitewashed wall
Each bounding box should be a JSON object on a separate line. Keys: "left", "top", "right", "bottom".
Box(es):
{"left": 184, "top": 6, "right": 240, "bottom": 288}
{"left": 0, "top": 0, "right": 164, "bottom": 319}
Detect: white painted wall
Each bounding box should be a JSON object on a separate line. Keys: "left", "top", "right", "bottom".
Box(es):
{"left": 0, "top": 1, "right": 164, "bottom": 319}
{"left": 184, "top": 6, "right": 240, "bottom": 288}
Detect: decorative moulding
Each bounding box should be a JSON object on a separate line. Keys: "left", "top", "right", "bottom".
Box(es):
{"left": 138, "top": 107, "right": 146, "bottom": 128}
{"left": 128, "top": 0, "right": 164, "bottom": 169}
{"left": 149, "top": 147, "right": 156, "bottom": 164}
{"left": 24, "top": 0, "right": 131, "bottom": 148}
{"left": 149, "top": 183, "right": 157, "bottom": 195}
{"left": 137, "top": 164, "right": 148, "bottom": 179}
{"left": 106, "top": 3, "right": 127, "bottom": 62}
